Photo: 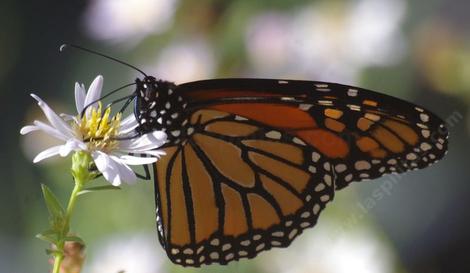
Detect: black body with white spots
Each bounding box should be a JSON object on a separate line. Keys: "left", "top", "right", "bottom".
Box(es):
{"left": 134, "top": 76, "right": 187, "bottom": 140}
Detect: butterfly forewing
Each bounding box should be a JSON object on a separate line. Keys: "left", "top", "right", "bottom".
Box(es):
{"left": 177, "top": 79, "right": 448, "bottom": 189}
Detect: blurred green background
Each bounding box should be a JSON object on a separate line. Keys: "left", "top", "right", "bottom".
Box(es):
{"left": 1, "top": 0, "right": 469, "bottom": 272}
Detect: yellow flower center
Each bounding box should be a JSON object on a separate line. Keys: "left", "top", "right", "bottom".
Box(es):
{"left": 73, "top": 103, "right": 121, "bottom": 152}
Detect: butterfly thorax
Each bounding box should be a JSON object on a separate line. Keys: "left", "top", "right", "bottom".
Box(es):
{"left": 134, "top": 76, "right": 188, "bottom": 143}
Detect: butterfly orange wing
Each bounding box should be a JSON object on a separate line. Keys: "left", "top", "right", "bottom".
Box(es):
{"left": 151, "top": 79, "right": 448, "bottom": 266}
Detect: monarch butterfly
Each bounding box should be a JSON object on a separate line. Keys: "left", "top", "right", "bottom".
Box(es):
{"left": 64, "top": 45, "right": 449, "bottom": 267}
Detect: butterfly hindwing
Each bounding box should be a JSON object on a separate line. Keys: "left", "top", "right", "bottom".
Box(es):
{"left": 154, "top": 109, "right": 335, "bottom": 266}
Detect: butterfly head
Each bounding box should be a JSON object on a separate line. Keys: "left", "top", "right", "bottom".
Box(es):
{"left": 134, "top": 76, "right": 187, "bottom": 134}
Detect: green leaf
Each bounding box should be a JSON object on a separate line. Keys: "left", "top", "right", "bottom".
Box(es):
{"left": 41, "top": 184, "right": 65, "bottom": 220}
{"left": 64, "top": 235, "right": 85, "bottom": 244}
{"left": 77, "top": 185, "right": 121, "bottom": 196}
{"left": 36, "top": 230, "right": 59, "bottom": 244}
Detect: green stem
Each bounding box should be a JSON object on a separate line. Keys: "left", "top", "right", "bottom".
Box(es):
{"left": 52, "top": 253, "right": 64, "bottom": 273}
{"left": 52, "top": 173, "right": 86, "bottom": 273}
{"left": 65, "top": 181, "right": 84, "bottom": 233}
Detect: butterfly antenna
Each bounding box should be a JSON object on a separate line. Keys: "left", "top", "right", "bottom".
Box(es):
{"left": 80, "top": 82, "right": 136, "bottom": 117}
{"left": 59, "top": 43, "right": 148, "bottom": 77}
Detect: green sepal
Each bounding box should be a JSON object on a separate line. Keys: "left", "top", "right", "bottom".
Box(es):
{"left": 36, "top": 229, "right": 59, "bottom": 244}
{"left": 71, "top": 151, "right": 96, "bottom": 184}
{"left": 77, "top": 185, "right": 121, "bottom": 196}
{"left": 41, "top": 184, "right": 65, "bottom": 221}
{"left": 64, "top": 235, "right": 85, "bottom": 244}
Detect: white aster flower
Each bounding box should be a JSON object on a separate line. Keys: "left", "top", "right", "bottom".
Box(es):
{"left": 20, "top": 75, "right": 167, "bottom": 186}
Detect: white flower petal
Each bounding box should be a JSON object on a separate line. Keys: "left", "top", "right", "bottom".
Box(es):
{"left": 93, "top": 151, "right": 109, "bottom": 170}
{"left": 30, "top": 94, "right": 74, "bottom": 138}
{"left": 93, "top": 151, "right": 119, "bottom": 185}
{"left": 59, "top": 145, "right": 73, "bottom": 157}
{"left": 141, "top": 150, "right": 166, "bottom": 157}
{"left": 33, "top": 145, "right": 63, "bottom": 163}
{"left": 60, "top": 113, "right": 76, "bottom": 121}
{"left": 119, "top": 131, "right": 167, "bottom": 152}
{"left": 92, "top": 151, "right": 137, "bottom": 185}
{"left": 20, "top": 125, "right": 39, "bottom": 135}
{"left": 33, "top": 120, "right": 69, "bottom": 141}
{"left": 84, "top": 75, "right": 104, "bottom": 117}
{"left": 111, "top": 156, "right": 137, "bottom": 184}
{"left": 120, "top": 114, "right": 137, "bottom": 127}
{"left": 119, "top": 114, "right": 139, "bottom": 134}
{"left": 117, "top": 155, "right": 158, "bottom": 165}
{"left": 60, "top": 113, "right": 81, "bottom": 125}
{"left": 75, "top": 82, "right": 86, "bottom": 114}
{"left": 119, "top": 125, "right": 139, "bottom": 135}
{"left": 59, "top": 139, "right": 86, "bottom": 157}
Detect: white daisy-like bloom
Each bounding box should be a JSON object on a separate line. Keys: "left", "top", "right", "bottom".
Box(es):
{"left": 20, "top": 75, "right": 167, "bottom": 186}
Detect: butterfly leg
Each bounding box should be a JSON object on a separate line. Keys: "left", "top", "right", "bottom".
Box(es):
{"left": 117, "top": 95, "right": 135, "bottom": 114}
{"left": 105, "top": 94, "right": 135, "bottom": 112}
{"left": 135, "top": 164, "right": 151, "bottom": 180}
{"left": 129, "top": 152, "right": 152, "bottom": 180}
